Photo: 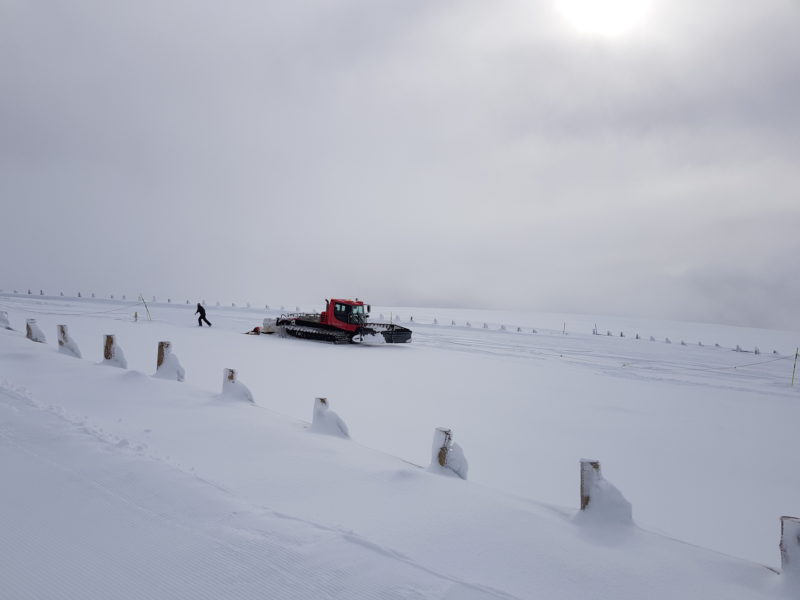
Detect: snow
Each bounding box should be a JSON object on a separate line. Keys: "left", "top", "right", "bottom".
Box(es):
{"left": 0, "top": 310, "right": 11, "bottom": 329}
{"left": 0, "top": 293, "right": 798, "bottom": 598}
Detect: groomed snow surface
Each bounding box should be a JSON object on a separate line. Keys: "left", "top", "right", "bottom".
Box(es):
{"left": 0, "top": 293, "right": 798, "bottom": 599}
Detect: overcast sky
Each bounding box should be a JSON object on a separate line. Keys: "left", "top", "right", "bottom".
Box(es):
{"left": 2, "top": 0, "right": 799, "bottom": 328}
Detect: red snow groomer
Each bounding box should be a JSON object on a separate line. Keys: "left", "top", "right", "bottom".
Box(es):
{"left": 273, "top": 298, "right": 412, "bottom": 344}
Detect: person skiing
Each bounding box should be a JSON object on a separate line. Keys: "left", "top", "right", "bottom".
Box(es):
{"left": 195, "top": 303, "right": 211, "bottom": 327}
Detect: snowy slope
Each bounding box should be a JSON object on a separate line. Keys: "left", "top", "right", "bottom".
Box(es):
{"left": 0, "top": 293, "right": 798, "bottom": 598}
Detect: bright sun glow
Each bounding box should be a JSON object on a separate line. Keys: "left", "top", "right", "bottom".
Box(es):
{"left": 556, "top": 0, "right": 652, "bottom": 37}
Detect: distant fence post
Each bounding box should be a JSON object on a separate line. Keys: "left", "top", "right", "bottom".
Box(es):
{"left": 580, "top": 459, "right": 601, "bottom": 510}
{"left": 781, "top": 516, "right": 800, "bottom": 577}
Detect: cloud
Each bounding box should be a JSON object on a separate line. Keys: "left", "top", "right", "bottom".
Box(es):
{"left": 1, "top": 0, "right": 798, "bottom": 328}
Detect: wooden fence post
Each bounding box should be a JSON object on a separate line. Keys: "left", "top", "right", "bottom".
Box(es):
{"left": 781, "top": 516, "right": 800, "bottom": 577}
{"left": 224, "top": 368, "right": 237, "bottom": 384}
{"left": 580, "top": 459, "right": 601, "bottom": 510}
{"left": 26, "top": 319, "right": 46, "bottom": 343}
{"left": 434, "top": 427, "right": 452, "bottom": 467}
{"left": 430, "top": 427, "right": 468, "bottom": 479}
{"left": 58, "top": 325, "right": 67, "bottom": 348}
{"left": 101, "top": 334, "right": 127, "bottom": 368}
{"left": 104, "top": 335, "right": 115, "bottom": 360}
{"left": 157, "top": 341, "right": 170, "bottom": 369}
{"left": 57, "top": 325, "right": 81, "bottom": 358}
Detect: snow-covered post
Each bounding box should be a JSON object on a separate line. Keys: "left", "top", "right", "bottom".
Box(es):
{"left": 26, "top": 319, "right": 46, "bottom": 343}
{"left": 310, "top": 397, "right": 350, "bottom": 438}
{"left": 0, "top": 311, "right": 11, "bottom": 330}
{"left": 430, "top": 427, "right": 468, "bottom": 480}
{"left": 57, "top": 325, "right": 82, "bottom": 358}
{"left": 579, "top": 459, "right": 632, "bottom": 524}
{"left": 220, "top": 368, "right": 254, "bottom": 403}
{"left": 103, "top": 335, "right": 127, "bottom": 368}
{"left": 781, "top": 516, "right": 800, "bottom": 580}
{"left": 155, "top": 341, "right": 185, "bottom": 382}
